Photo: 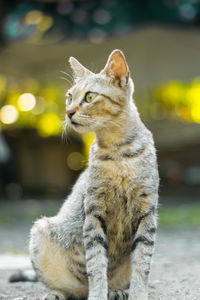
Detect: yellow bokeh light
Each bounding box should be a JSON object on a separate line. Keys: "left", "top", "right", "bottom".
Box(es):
{"left": 67, "top": 152, "right": 84, "bottom": 171}
{"left": 37, "top": 112, "right": 61, "bottom": 137}
{"left": 0, "top": 105, "right": 19, "bottom": 124}
{"left": 82, "top": 132, "right": 95, "bottom": 159}
{"left": 39, "top": 16, "right": 53, "bottom": 32}
{"left": 161, "top": 82, "right": 185, "bottom": 106}
{"left": 18, "top": 93, "right": 36, "bottom": 111}
{"left": 24, "top": 10, "right": 43, "bottom": 25}
{"left": 186, "top": 83, "right": 200, "bottom": 106}
{"left": 191, "top": 104, "right": 200, "bottom": 123}
{"left": 155, "top": 80, "right": 200, "bottom": 124}
{"left": 176, "top": 106, "right": 191, "bottom": 122}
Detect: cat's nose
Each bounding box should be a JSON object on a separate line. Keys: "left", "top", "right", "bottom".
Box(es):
{"left": 66, "top": 109, "right": 76, "bottom": 119}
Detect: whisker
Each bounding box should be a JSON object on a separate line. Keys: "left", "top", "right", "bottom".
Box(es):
{"left": 59, "top": 76, "right": 72, "bottom": 85}
{"left": 61, "top": 120, "right": 71, "bottom": 143}
{"left": 79, "top": 114, "right": 90, "bottom": 119}
{"left": 60, "top": 71, "right": 74, "bottom": 82}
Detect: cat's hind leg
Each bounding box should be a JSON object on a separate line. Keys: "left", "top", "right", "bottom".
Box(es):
{"left": 42, "top": 290, "right": 66, "bottom": 300}
{"left": 30, "top": 217, "right": 88, "bottom": 300}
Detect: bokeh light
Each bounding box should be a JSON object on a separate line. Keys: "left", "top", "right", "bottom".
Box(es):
{"left": 71, "top": 9, "right": 87, "bottom": 25}
{"left": 24, "top": 10, "right": 43, "bottom": 26}
{"left": 179, "top": 3, "right": 197, "bottom": 21}
{"left": 67, "top": 152, "right": 84, "bottom": 171}
{"left": 160, "top": 81, "right": 185, "bottom": 106}
{"left": 154, "top": 79, "right": 200, "bottom": 124}
{"left": 18, "top": 93, "right": 36, "bottom": 111}
{"left": 88, "top": 28, "right": 106, "bottom": 43}
{"left": 37, "top": 112, "right": 61, "bottom": 137}
{"left": 191, "top": 105, "right": 200, "bottom": 124}
{"left": 32, "top": 96, "right": 46, "bottom": 115}
{"left": 38, "top": 16, "right": 53, "bottom": 32}
{"left": 82, "top": 132, "right": 95, "bottom": 159}
{"left": 93, "top": 9, "right": 111, "bottom": 25}
{"left": 0, "top": 105, "right": 19, "bottom": 124}
{"left": 57, "top": 2, "right": 74, "bottom": 15}
{"left": 187, "top": 82, "right": 200, "bottom": 106}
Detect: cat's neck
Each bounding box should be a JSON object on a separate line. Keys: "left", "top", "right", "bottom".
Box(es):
{"left": 95, "top": 103, "right": 142, "bottom": 149}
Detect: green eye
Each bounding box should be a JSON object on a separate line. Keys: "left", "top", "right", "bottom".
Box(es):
{"left": 85, "top": 92, "right": 98, "bottom": 103}
{"left": 66, "top": 94, "right": 72, "bottom": 105}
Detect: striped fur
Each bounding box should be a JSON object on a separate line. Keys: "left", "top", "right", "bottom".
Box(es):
{"left": 29, "top": 49, "right": 159, "bottom": 300}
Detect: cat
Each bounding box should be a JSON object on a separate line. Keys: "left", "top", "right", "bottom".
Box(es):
{"left": 29, "top": 49, "right": 159, "bottom": 300}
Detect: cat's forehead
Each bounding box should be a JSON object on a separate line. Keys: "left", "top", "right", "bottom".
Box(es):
{"left": 68, "top": 74, "right": 124, "bottom": 98}
{"left": 69, "top": 76, "right": 104, "bottom": 94}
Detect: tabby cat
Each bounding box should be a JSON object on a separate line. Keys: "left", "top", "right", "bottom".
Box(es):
{"left": 29, "top": 49, "right": 159, "bottom": 300}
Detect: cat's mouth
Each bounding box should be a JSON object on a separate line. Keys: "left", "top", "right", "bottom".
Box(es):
{"left": 71, "top": 120, "right": 83, "bottom": 127}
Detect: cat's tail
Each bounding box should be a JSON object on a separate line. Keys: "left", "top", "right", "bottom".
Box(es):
{"left": 9, "top": 269, "right": 38, "bottom": 282}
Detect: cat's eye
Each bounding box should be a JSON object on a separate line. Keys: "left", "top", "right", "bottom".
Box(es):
{"left": 85, "top": 92, "right": 98, "bottom": 103}
{"left": 66, "top": 93, "right": 72, "bottom": 105}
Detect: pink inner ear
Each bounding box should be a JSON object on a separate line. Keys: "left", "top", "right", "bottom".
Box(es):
{"left": 109, "top": 53, "right": 127, "bottom": 78}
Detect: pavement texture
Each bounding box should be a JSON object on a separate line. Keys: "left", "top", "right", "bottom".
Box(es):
{"left": 0, "top": 200, "right": 200, "bottom": 300}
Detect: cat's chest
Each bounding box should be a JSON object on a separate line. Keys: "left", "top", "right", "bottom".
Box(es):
{"left": 86, "top": 164, "right": 143, "bottom": 259}
{"left": 103, "top": 182, "right": 138, "bottom": 234}
{"left": 87, "top": 161, "right": 142, "bottom": 220}
{"left": 96, "top": 156, "right": 137, "bottom": 177}
{"left": 105, "top": 190, "right": 137, "bottom": 259}
{"left": 97, "top": 178, "right": 139, "bottom": 253}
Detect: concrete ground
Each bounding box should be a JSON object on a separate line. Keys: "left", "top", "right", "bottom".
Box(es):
{"left": 0, "top": 200, "right": 200, "bottom": 300}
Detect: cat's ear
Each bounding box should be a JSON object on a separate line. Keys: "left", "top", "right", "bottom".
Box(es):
{"left": 69, "top": 57, "right": 91, "bottom": 79}
{"left": 101, "top": 49, "right": 130, "bottom": 87}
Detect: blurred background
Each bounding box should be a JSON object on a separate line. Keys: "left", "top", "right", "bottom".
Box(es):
{"left": 0, "top": 0, "right": 200, "bottom": 251}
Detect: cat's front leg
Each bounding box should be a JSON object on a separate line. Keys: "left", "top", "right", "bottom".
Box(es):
{"left": 129, "top": 201, "right": 157, "bottom": 300}
{"left": 83, "top": 196, "right": 108, "bottom": 300}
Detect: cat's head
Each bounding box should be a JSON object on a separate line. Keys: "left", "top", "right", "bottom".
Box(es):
{"left": 65, "top": 49, "right": 134, "bottom": 134}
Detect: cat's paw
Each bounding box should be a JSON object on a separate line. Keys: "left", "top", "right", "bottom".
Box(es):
{"left": 109, "top": 290, "right": 129, "bottom": 300}
{"left": 42, "top": 291, "right": 66, "bottom": 300}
